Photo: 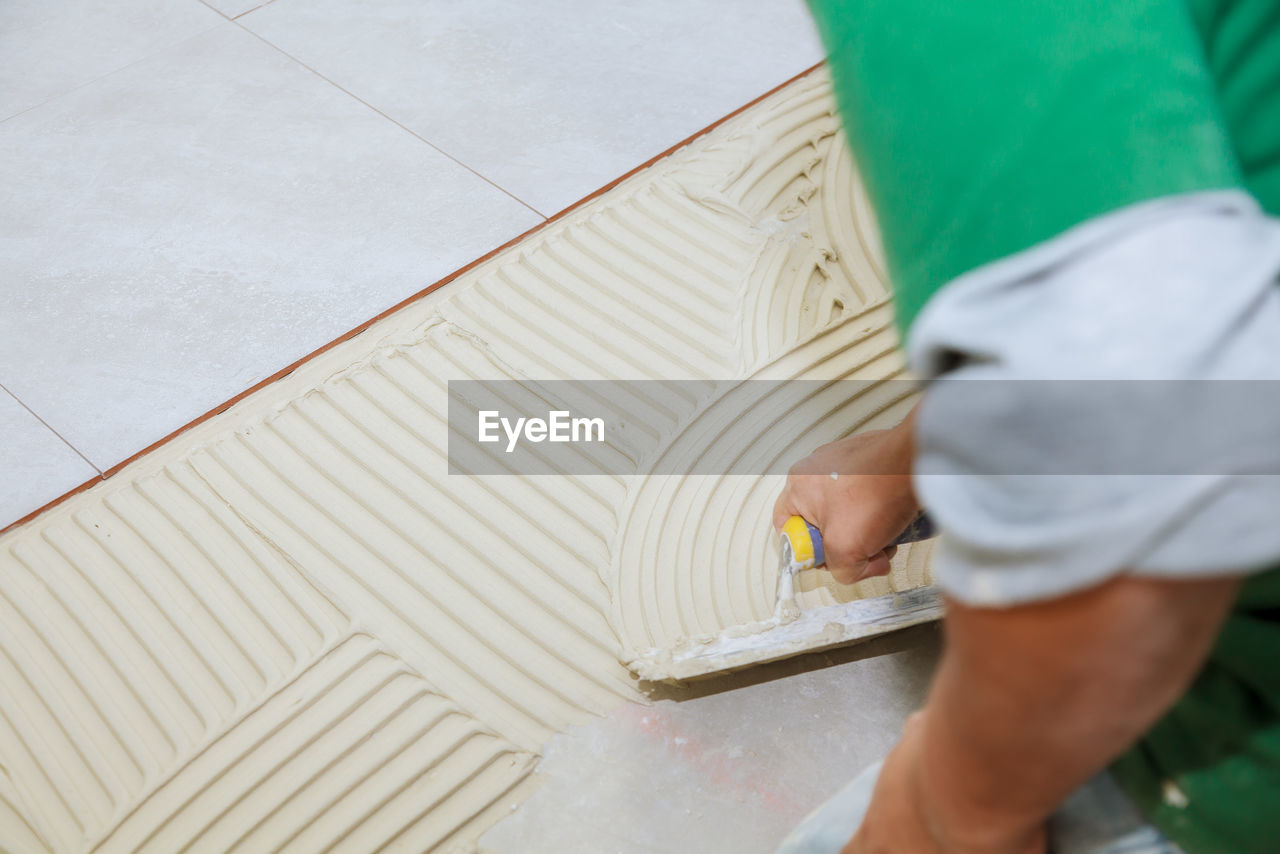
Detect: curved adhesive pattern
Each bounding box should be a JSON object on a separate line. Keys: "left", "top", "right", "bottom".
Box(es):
{"left": 0, "top": 68, "right": 931, "bottom": 852}
{"left": 610, "top": 314, "right": 928, "bottom": 656}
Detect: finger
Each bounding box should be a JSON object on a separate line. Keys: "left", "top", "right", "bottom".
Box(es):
{"left": 820, "top": 530, "right": 862, "bottom": 583}
{"left": 857, "top": 549, "right": 895, "bottom": 581}
{"left": 829, "top": 561, "right": 867, "bottom": 585}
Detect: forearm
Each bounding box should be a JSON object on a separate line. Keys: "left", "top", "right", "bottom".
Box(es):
{"left": 915, "top": 575, "right": 1241, "bottom": 850}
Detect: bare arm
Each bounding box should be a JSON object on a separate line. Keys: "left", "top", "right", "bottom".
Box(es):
{"left": 774, "top": 410, "right": 1244, "bottom": 851}
{"left": 848, "top": 573, "right": 1242, "bottom": 853}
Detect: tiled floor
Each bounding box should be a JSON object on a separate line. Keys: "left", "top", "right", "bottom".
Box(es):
{"left": 0, "top": 385, "right": 98, "bottom": 520}
{"left": 1, "top": 0, "right": 824, "bottom": 528}
{"left": 482, "top": 625, "right": 941, "bottom": 854}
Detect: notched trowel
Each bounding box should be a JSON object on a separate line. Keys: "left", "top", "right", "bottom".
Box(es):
{"left": 630, "top": 515, "right": 942, "bottom": 682}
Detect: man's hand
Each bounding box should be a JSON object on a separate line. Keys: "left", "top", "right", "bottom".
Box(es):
{"left": 772, "top": 409, "right": 920, "bottom": 584}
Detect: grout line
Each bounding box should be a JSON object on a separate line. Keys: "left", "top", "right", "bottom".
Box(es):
{"left": 233, "top": 0, "right": 280, "bottom": 20}
{"left": 194, "top": 0, "right": 281, "bottom": 21}
{"left": 0, "top": 17, "right": 228, "bottom": 126}
{"left": 194, "top": 0, "right": 232, "bottom": 19}
{"left": 227, "top": 16, "right": 549, "bottom": 220}
{"left": 0, "top": 384, "right": 104, "bottom": 476}
{"left": 0, "top": 59, "right": 824, "bottom": 538}
{"left": 195, "top": 0, "right": 278, "bottom": 23}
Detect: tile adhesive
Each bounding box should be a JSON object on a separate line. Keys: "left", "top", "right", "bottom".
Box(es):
{"left": 0, "top": 69, "right": 932, "bottom": 853}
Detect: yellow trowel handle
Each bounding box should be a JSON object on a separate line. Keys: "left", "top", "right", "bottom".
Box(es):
{"left": 781, "top": 513, "right": 935, "bottom": 569}
{"left": 780, "top": 516, "right": 824, "bottom": 568}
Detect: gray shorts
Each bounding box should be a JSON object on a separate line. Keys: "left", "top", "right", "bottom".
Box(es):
{"left": 907, "top": 190, "right": 1280, "bottom": 606}
{"left": 775, "top": 762, "right": 1181, "bottom": 854}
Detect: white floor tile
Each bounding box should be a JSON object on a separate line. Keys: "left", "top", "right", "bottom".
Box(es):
{"left": 481, "top": 625, "right": 941, "bottom": 853}
{"left": 240, "top": 0, "right": 826, "bottom": 215}
{"left": 0, "top": 388, "right": 98, "bottom": 528}
{"left": 203, "top": 0, "right": 271, "bottom": 21}
{"left": 0, "top": 23, "right": 543, "bottom": 472}
{"left": 0, "top": 0, "right": 222, "bottom": 121}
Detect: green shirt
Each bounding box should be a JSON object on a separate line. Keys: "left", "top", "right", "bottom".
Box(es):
{"left": 808, "top": 1, "right": 1280, "bottom": 850}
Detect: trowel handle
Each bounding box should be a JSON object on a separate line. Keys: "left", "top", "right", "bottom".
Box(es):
{"left": 781, "top": 513, "right": 934, "bottom": 569}
{"left": 894, "top": 513, "right": 936, "bottom": 546}
{"left": 780, "top": 516, "right": 825, "bottom": 567}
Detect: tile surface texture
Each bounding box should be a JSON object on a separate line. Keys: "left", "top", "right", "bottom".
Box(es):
{"left": 0, "top": 23, "right": 542, "bottom": 482}
{"left": 239, "top": 0, "right": 826, "bottom": 215}
{"left": 0, "top": 70, "right": 933, "bottom": 853}
{"left": 3, "top": 0, "right": 824, "bottom": 528}
{"left": 0, "top": 390, "right": 98, "bottom": 526}
{"left": 481, "top": 625, "right": 941, "bottom": 854}
{"left": 0, "top": 0, "right": 222, "bottom": 121}
{"left": 201, "top": 0, "right": 270, "bottom": 20}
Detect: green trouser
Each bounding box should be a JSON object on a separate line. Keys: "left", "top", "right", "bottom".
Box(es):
{"left": 1110, "top": 569, "right": 1280, "bottom": 853}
